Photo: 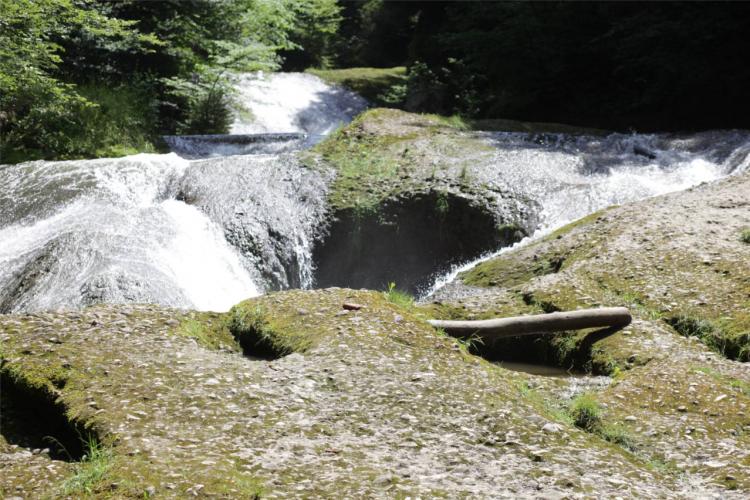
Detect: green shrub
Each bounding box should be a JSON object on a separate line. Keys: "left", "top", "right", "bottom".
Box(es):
{"left": 740, "top": 228, "right": 750, "bottom": 244}
{"left": 1, "top": 82, "right": 157, "bottom": 163}
{"left": 599, "top": 424, "right": 638, "bottom": 452}
{"left": 569, "top": 393, "right": 602, "bottom": 431}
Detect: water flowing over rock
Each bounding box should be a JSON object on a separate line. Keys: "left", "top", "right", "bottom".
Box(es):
{"left": 230, "top": 72, "right": 368, "bottom": 138}
{"left": 1, "top": 72, "right": 750, "bottom": 312}
{"left": 177, "top": 153, "right": 333, "bottom": 290}
{"left": 0, "top": 154, "right": 257, "bottom": 312}
{"left": 424, "top": 129, "right": 750, "bottom": 295}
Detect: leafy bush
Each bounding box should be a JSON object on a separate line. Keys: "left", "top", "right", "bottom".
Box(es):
{"left": 740, "top": 229, "right": 750, "bottom": 244}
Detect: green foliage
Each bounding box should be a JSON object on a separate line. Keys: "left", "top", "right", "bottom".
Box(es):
{"left": 332, "top": 0, "right": 418, "bottom": 68}
{"left": 405, "top": 60, "right": 482, "bottom": 117}
{"left": 569, "top": 393, "right": 602, "bottom": 431}
{"left": 281, "top": 0, "right": 342, "bottom": 70}
{"left": 60, "top": 436, "right": 114, "bottom": 495}
{"left": 383, "top": 282, "right": 414, "bottom": 310}
{"left": 0, "top": 0, "right": 157, "bottom": 162}
{"left": 740, "top": 229, "right": 750, "bottom": 244}
{"left": 392, "top": 2, "right": 750, "bottom": 130}
{"left": 598, "top": 424, "right": 638, "bottom": 452}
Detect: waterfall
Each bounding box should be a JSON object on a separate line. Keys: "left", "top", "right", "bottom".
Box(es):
{"left": 1, "top": 71, "right": 749, "bottom": 312}
{"left": 0, "top": 73, "right": 362, "bottom": 313}
{"left": 422, "top": 129, "right": 750, "bottom": 296}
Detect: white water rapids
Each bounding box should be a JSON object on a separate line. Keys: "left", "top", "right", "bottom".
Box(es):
{"left": 1, "top": 72, "right": 749, "bottom": 312}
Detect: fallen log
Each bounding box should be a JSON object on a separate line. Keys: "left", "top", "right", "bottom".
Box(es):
{"left": 428, "top": 307, "right": 631, "bottom": 339}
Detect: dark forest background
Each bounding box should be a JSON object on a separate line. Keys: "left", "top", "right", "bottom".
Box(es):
{"left": 2, "top": 0, "right": 749, "bottom": 163}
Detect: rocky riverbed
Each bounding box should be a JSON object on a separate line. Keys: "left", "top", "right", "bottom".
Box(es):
{"left": 2, "top": 103, "right": 750, "bottom": 497}
{"left": 1, "top": 170, "right": 749, "bottom": 498}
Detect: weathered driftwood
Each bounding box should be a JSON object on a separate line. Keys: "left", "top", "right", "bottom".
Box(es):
{"left": 428, "top": 307, "right": 631, "bottom": 339}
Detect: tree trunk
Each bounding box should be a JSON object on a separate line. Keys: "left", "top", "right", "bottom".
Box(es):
{"left": 428, "top": 307, "right": 631, "bottom": 339}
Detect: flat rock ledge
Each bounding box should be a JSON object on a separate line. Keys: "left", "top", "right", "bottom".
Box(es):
{"left": 1, "top": 286, "right": 746, "bottom": 498}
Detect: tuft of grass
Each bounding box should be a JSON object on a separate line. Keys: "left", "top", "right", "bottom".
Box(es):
{"left": 435, "top": 190, "right": 450, "bottom": 216}
{"left": 667, "top": 314, "right": 749, "bottom": 361}
{"left": 454, "top": 333, "right": 485, "bottom": 355}
{"left": 598, "top": 423, "right": 638, "bottom": 452}
{"left": 569, "top": 393, "right": 602, "bottom": 431}
{"left": 383, "top": 282, "right": 415, "bottom": 310}
{"left": 174, "top": 315, "right": 239, "bottom": 352}
{"left": 176, "top": 318, "right": 212, "bottom": 346}
{"left": 740, "top": 228, "right": 750, "bottom": 244}
{"left": 60, "top": 436, "right": 114, "bottom": 495}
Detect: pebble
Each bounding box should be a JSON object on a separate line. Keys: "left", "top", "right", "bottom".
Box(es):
{"left": 542, "top": 422, "right": 563, "bottom": 433}
{"left": 342, "top": 302, "right": 364, "bottom": 311}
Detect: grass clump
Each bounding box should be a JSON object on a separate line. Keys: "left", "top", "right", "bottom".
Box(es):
{"left": 383, "top": 282, "right": 414, "bottom": 310}
{"left": 567, "top": 394, "right": 639, "bottom": 452}
{"left": 598, "top": 423, "right": 638, "bottom": 452}
{"left": 667, "top": 314, "right": 750, "bottom": 361}
{"left": 60, "top": 436, "right": 114, "bottom": 496}
{"left": 740, "top": 228, "right": 750, "bottom": 244}
{"left": 569, "top": 393, "right": 602, "bottom": 431}
{"left": 175, "top": 314, "right": 239, "bottom": 352}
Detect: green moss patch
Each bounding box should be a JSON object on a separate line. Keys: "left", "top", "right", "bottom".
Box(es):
{"left": 310, "top": 108, "right": 498, "bottom": 212}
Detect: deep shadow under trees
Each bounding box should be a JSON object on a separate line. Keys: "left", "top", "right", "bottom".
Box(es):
{"left": 334, "top": 1, "right": 750, "bottom": 132}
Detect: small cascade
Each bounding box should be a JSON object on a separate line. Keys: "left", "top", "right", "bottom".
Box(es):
{"left": 162, "top": 133, "right": 306, "bottom": 159}
{"left": 230, "top": 72, "right": 367, "bottom": 139}
{"left": 0, "top": 154, "right": 259, "bottom": 312}
{"left": 422, "top": 129, "right": 750, "bottom": 297}
{"left": 2, "top": 70, "right": 750, "bottom": 312}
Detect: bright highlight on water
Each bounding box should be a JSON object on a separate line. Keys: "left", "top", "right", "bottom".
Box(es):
{"left": 1, "top": 73, "right": 749, "bottom": 312}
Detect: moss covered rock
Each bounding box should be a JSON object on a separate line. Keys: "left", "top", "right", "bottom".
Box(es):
{"left": 307, "top": 108, "right": 537, "bottom": 292}
{"left": 4, "top": 288, "right": 739, "bottom": 497}
{"left": 428, "top": 171, "right": 750, "bottom": 492}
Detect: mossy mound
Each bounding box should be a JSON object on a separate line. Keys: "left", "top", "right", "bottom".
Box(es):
{"left": 306, "top": 108, "right": 537, "bottom": 291}
{"left": 3, "top": 289, "right": 730, "bottom": 498}
{"left": 309, "top": 108, "right": 535, "bottom": 219}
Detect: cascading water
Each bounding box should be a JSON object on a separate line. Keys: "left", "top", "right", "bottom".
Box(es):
{"left": 1, "top": 70, "right": 749, "bottom": 312}
{"left": 0, "top": 72, "right": 364, "bottom": 313}
{"left": 423, "top": 129, "right": 750, "bottom": 296}
{"left": 0, "top": 154, "right": 259, "bottom": 312}
{"left": 230, "top": 72, "right": 367, "bottom": 138}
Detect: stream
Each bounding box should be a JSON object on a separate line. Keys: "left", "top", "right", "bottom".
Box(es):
{"left": 1, "top": 72, "right": 749, "bottom": 313}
